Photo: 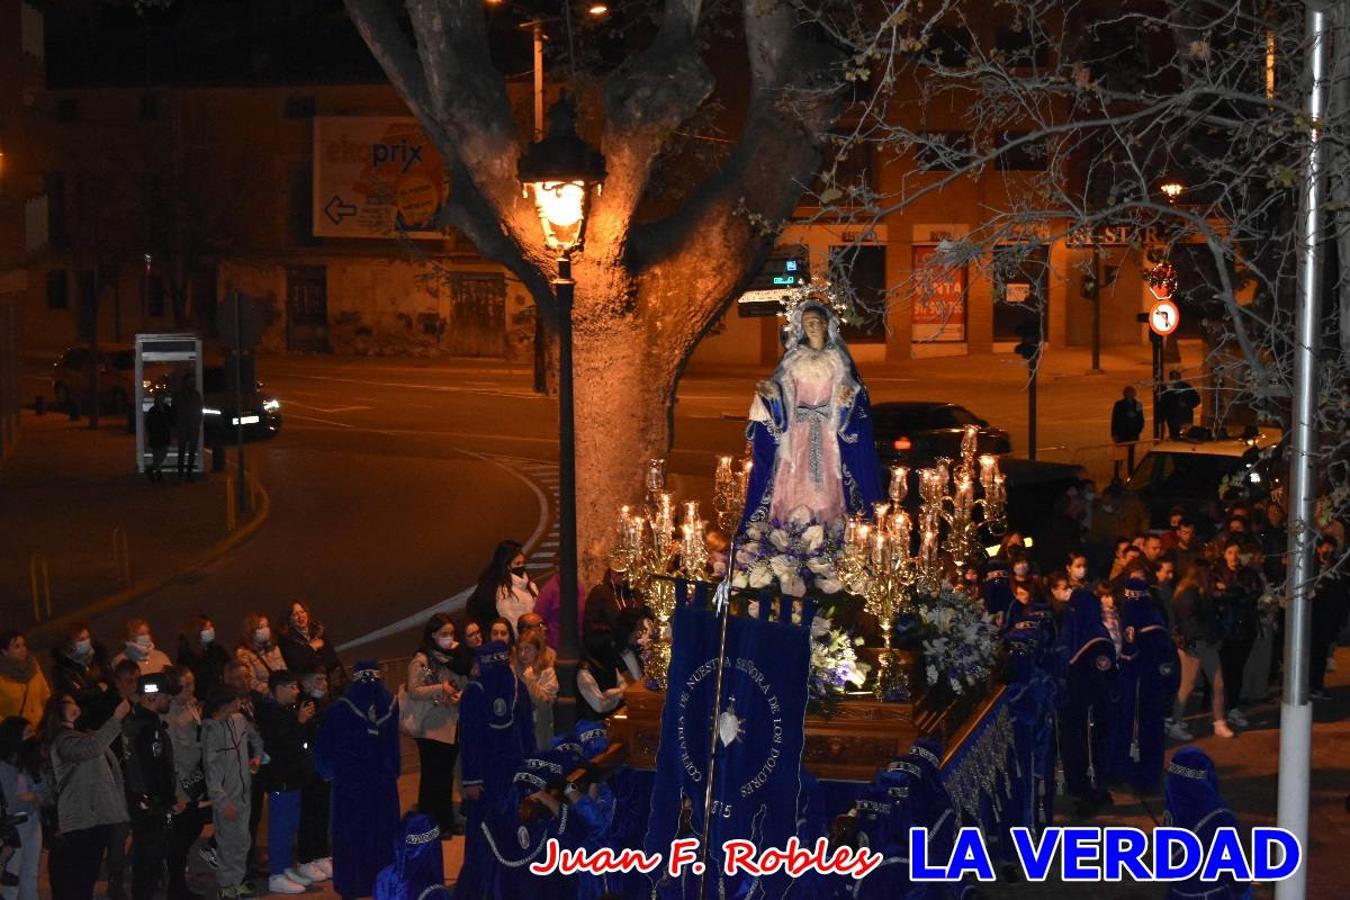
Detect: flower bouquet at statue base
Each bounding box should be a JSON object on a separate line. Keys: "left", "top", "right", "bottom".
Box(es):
{"left": 912, "top": 584, "right": 999, "bottom": 715}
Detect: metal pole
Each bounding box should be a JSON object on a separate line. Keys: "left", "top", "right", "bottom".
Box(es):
{"left": 1090, "top": 244, "right": 1102, "bottom": 372}
{"left": 1277, "top": 6, "right": 1332, "bottom": 898}
{"left": 532, "top": 22, "right": 545, "bottom": 140}
{"left": 1027, "top": 361, "right": 1037, "bottom": 460}
{"left": 233, "top": 292, "right": 250, "bottom": 516}
{"left": 554, "top": 253, "right": 580, "bottom": 733}
{"left": 1151, "top": 335, "right": 1165, "bottom": 439}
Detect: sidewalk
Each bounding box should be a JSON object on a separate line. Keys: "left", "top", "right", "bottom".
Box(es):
{"left": 0, "top": 409, "right": 265, "bottom": 638}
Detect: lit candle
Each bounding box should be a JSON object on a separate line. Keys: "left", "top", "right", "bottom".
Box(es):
{"left": 979, "top": 454, "right": 997, "bottom": 486}
{"left": 873, "top": 501, "right": 891, "bottom": 522}
{"left": 889, "top": 465, "right": 909, "bottom": 504}
{"left": 871, "top": 531, "right": 886, "bottom": 567}
{"left": 685, "top": 500, "right": 700, "bottom": 524}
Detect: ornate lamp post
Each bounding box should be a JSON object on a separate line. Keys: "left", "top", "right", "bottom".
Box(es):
{"left": 518, "top": 97, "right": 606, "bottom": 732}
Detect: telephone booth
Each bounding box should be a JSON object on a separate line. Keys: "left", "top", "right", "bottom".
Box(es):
{"left": 133, "top": 333, "right": 204, "bottom": 474}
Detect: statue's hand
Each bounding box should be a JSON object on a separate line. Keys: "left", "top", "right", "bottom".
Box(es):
{"left": 837, "top": 385, "right": 856, "bottom": 406}
{"left": 755, "top": 380, "right": 776, "bottom": 400}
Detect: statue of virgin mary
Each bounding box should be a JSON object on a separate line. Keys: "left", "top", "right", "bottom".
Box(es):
{"left": 738, "top": 297, "right": 882, "bottom": 536}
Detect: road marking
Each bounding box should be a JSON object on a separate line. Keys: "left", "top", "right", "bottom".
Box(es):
{"left": 282, "top": 372, "right": 540, "bottom": 401}
{"left": 287, "top": 402, "right": 374, "bottom": 414}
{"left": 286, "top": 414, "right": 356, "bottom": 429}
{"left": 337, "top": 449, "right": 552, "bottom": 652}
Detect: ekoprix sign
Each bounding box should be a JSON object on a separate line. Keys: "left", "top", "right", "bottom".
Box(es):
{"left": 312, "top": 117, "right": 449, "bottom": 239}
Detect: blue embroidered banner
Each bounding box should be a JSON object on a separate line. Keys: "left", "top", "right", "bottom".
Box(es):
{"left": 644, "top": 585, "right": 812, "bottom": 896}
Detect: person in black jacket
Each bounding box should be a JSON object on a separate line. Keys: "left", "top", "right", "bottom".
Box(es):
{"left": 254, "top": 671, "right": 325, "bottom": 893}
{"left": 175, "top": 615, "right": 231, "bottom": 703}
{"left": 1215, "top": 540, "right": 1259, "bottom": 728}
{"left": 294, "top": 669, "right": 333, "bottom": 878}
{"left": 1310, "top": 535, "right": 1348, "bottom": 700}
{"left": 1110, "top": 386, "right": 1145, "bottom": 474}
{"left": 276, "top": 602, "right": 347, "bottom": 695}
{"left": 144, "top": 394, "right": 172, "bottom": 483}
{"left": 50, "top": 623, "right": 116, "bottom": 729}
{"left": 121, "top": 674, "right": 177, "bottom": 900}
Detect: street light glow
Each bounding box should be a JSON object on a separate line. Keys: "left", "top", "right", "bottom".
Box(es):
{"left": 1160, "top": 180, "right": 1184, "bottom": 202}
{"left": 531, "top": 180, "right": 586, "bottom": 228}
{"left": 588, "top": 2, "right": 610, "bottom": 15}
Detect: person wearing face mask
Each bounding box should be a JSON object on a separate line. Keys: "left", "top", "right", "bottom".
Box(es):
{"left": 163, "top": 667, "right": 209, "bottom": 900}
{"left": 295, "top": 670, "right": 333, "bottom": 878}
{"left": 235, "top": 613, "right": 284, "bottom": 696}
{"left": 401, "top": 615, "right": 467, "bottom": 839}
{"left": 0, "top": 632, "right": 51, "bottom": 730}
{"left": 1066, "top": 553, "right": 1091, "bottom": 590}
{"left": 110, "top": 620, "right": 173, "bottom": 677}
{"left": 50, "top": 624, "right": 115, "bottom": 728}
{"left": 120, "top": 674, "right": 178, "bottom": 900}
{"left": 1047, "top": 572, "right": 1073, "bottom": 623}
{"left": 176, "top": 616, "right": 230, "bottom": 703}
{"left": 467, "top": 540, "right": 537, "bottom": 639}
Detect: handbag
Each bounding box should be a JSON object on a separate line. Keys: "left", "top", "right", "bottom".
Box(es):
{"left": 398, "top": 686, "right": 431, "bottom": 737}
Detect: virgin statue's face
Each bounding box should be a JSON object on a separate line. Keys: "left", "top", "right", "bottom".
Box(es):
{"left": 802, "top": 311, "right": 828, "bottom": 349}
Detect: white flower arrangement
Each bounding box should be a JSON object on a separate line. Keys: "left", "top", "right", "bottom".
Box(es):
{"left": 808, "top": 615, "right": 870, "bottom": 705}
{"left": 732, "top": 507, "right": 844, "bottom": 597}
{"left": 916, "top": 585, "right": 999, "bottom": 696}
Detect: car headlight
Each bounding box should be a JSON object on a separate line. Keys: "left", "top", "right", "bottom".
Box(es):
{"left": 203, "top": 408, "right": 222, "bottom": 416}
{"left": 262, "top": 399, "right": 280, "bottom": 412}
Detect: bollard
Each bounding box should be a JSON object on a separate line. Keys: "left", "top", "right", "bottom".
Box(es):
{"left": 29, "top": 555, "right": 51, "bottom": 622}
{"left": 112, "top": 527, "right": 131, "bottom": 586}
{"left": 226, "top": 476, "right": 237, "bottom": 532}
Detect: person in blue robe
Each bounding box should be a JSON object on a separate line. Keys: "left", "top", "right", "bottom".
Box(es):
{"left": 1057, "top": 588, "right": 1117, "bottom": 816}
{"left": 983, "top": 560, "right": 1014, "bottom": 623}
{"left": 315, "top": 660, "right": 401, "bottom": 900}
{"left": 374, "top": 813, "right": 445, "bottom": 900}
{"left": 739, "top": 299, "right": 881, "bottom": 537}
{"left": 1163, "top": 748, "right": 1252, "bottom": 900}
{"left": 454, "top": 642, "right": 535, "bottom": 899}
{"left": 1111, "top": 578, "right": 1181, "bottom": 794}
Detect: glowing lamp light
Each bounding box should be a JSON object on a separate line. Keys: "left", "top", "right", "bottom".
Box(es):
{"left": 588, "top": 2, "right": 610, "bottom": 15}
{"left": 1160, "top": 180, "right": 1184, "bottom": 203}
{"left": 517, "top": 97, "right": 607, "bottom": 252}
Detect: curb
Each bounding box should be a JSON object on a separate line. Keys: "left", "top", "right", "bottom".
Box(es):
{"left": 32, "top": 474, "right": 272, "bottom": 640}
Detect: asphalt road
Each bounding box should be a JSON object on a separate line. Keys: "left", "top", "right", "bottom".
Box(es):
{"left": 18, "top": 346, "right": 1132, "bottom": 664}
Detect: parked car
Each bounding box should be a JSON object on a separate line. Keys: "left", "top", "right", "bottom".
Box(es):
{"left": 871, "top": 401, "right": 1011, "bottom": 466}
{"left": 1122, "top": 426, "right": 1284, "bottom": 530}
{"left": 148, "top": 365, "right": 282, "bottom": 444}
{"left": 50, "top": 344, "right": 140, "bottom": 413}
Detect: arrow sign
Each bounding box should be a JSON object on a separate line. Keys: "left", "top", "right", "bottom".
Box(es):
{"left": 324, "top": 195, "right": 357, "bottom": 225}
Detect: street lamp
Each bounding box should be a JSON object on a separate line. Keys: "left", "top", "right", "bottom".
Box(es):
{"left": 1159, "top": 179, "right": 1184, "bottom": 204}
{"left": 518, "top": 96, "right": 606, "bottom": 733}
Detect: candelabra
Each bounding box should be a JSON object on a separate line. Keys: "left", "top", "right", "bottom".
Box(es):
{"left": 609, "top": 462, "right": 715, "bottom": 689}
{"left": 712, "top": 453, "right": 754, "bottom": 533}
{"left": 835, "top": 426, "right": 1006, "bottom": 698}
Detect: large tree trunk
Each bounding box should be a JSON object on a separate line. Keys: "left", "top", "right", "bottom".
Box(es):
{"left": 572, "top": 321, "right": 678, "bottom": 579}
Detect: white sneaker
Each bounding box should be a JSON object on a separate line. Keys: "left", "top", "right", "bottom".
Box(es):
{"left": 284, "top": 867, "right": 313, "bottom": 886}
{"left": 1166, "top": 721, "right": 1194, "bottom": 742}
{"left": 267, "top": 874, "right": 307, "bottom": 895}
{"left": 1213, "top": 719, "right": 1236, "bottom": 738}
{"left": 316, "top": 859, "right": 333, "bottom": 878}
{"left": 293, "top": 863, "right": 328, "bottom": 883}
{"left": 1227, "top": 708, "right": 1249, "bottom": 728}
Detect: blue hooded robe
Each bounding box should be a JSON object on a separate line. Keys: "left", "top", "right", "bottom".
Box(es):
{"left": 455, "top": 642, "right": 536, "bottom": 899}
{"left": 1111, "top": 579, "right": 1180, "bottom": 794}
{"left": 374, "top": 813, "right": 445, "bottom": 900}
{"left": 1057, "top": 589, "right": 1116, "bottom": 807}
{"left": 316, "top": 661, "right": 401, "bottom": 899}
{"left": 1163, "top": 749, "right": 1252, "bottom": 900}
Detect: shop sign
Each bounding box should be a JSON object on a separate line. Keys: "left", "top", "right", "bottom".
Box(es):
{"left": 312, "top": 117, "right": 450, "bottom": 239}
{"left": 911, "top": 245, "right": 966, "bottom": 342}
